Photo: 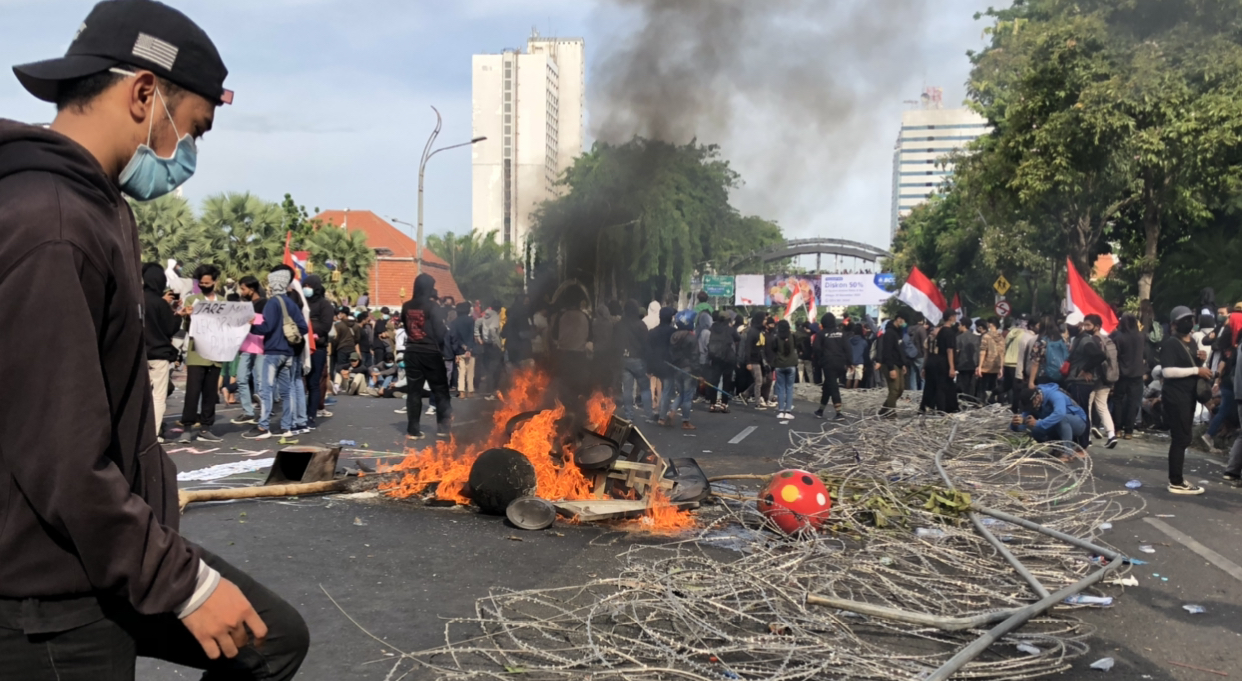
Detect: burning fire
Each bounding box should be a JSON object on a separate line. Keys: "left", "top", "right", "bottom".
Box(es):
{"left": 586, "top": 391, "right": 616, "bottom": 435}
{"left": 383, "top": 367, "right": 601, "bottom": 504}
{"left": 633, "top": 485, "right": 697, "bottom": 533}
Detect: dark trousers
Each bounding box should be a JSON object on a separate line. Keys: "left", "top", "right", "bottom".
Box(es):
{"left": 704, "top": 358, "right": 736, "bottom": 405}
{"left": 955, "top": 371, "right": 978, "bottom": 402}
{"left": 881, "top": 364, "right": 904, "bottom": 416}
{"left": 1111, "top": 376, "right": 1143, "bottom": 435}
{"left": 1163, "top": 393, "right": 1195, "bottom": 486}
{"left": 921, "top": 357, "right": 959, "bottom": 413}
{"left": 306, "top": 346, "right": 327, "bottom": 423}
{"left": 1066, "top": 382, "right": 1094, "bottom": 449}
{"left": 0, "top": 549, "right": 308, "bottom": 681}
{"left": 979, "top": 372, "right": 999, "bottom": 403}
{"left": 181, "top": 364, "right": 221, "bottom": 428}
{"left": 1002, "top": 366, "right": 1019, "bottom": 412}
{"left": 819, "top": 366, "right": 843, "bottom": 409}
{"left": 480, "top": 344, "right": 503, "bottom": 394}
{"left": 405, "top": 349, "right": 451, "bottom": 436}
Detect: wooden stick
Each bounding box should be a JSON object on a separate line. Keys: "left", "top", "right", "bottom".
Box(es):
{"left": 178, "top": 472, "right": 403, "bottom": 512}
{"left": 1167, "top": 660, "right": 1229, "bottom": 677}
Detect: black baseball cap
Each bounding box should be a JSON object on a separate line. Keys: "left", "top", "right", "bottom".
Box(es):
{"left": 13, "top": 0, "right": 232, "bottom": 106}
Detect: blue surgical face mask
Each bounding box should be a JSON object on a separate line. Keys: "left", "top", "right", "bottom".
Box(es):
{"left": 118, "top": 86, "right": 197, "bottom": 201}
{"left": 303, "top": 287, "right": 315, "bottom": 299}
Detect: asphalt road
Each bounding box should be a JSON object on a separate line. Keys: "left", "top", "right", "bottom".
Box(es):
{"left": 142, "top": 380, "right": 1242, "bottom": 680}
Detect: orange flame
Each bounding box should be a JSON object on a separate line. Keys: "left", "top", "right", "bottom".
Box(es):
{"left": 632, "top": 485, "right": 697, "bottom": 533}
{"left": 504, "top": 402, "right": 595, "bottom": 501}
{"left": 585, "top": 391, "right": 616, "bottom": 435}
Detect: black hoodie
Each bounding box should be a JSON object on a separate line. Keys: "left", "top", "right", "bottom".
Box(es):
{"left": 401, "top": 273, "right": 446, "bottom": 354}
{"left": 814, "top": 313, "right": 850, "bottom": 371}
{"left": 142, "top": 262, "right": 181, "bottom": 362}
{"left": 303, "top": 273, "right": 336, "bottom": 345}
{"left": 0, "top": 120, "right": 199, "bottom": 628}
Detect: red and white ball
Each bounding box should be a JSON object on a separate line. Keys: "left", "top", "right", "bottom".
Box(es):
{"left": 757, "top": 469, "right": 832, "bottom": 535}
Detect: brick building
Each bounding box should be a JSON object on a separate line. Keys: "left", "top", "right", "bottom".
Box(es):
{"left": 313, "top": 210, "right": 464, "bottom": 309}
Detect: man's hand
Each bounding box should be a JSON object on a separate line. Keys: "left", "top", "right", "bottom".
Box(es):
{"left": 182, "top": 578, "right": 267, "bottom": 659}
{"left": 888, "top": 369, "right": 897, "bottom": 380}
{"left": 1198, "top": 367, "right": 1213, "bottom": 379}
{"left": 746, "top": 364, "right": 753, "bottom": 371}
{"left": 163, "top": 291, "right": 176, "bottom": 305}
{"left": 464, "top": 351, "right": 471, "bottom": 359}
{"left": 975, "top": 367, "right": 982, "bottom": 378}
{"left": 1025, "top": 416, "right": 1037, "bottom": 428}
{"left": 1011, "top": 415, "right": 1022, "bottom": 427}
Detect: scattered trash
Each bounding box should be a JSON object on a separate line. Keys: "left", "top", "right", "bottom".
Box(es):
{"left": 1016, "top": 643, "right": 1042, "bottom": 655}
{"left": 878, "top": 556, "right": 894, "bottom": 566}
{"left": 1162, "top": 577, "right": 1169, "bottom": 582}
{"left": 339, "top": 439, "right": 357, "bottom": 446}
{"left": 1139, "top": 545, "right": 1156, "bottom": 553}
{"left": 353, "top": 517, "right": 367, "bottom": 526}
{"left": 915, "top": 528, "right": 947, "bottom": 538}
{"left": 278, "top": 437, "right": 299, "bottom": 445}
{"left": 1064, "top": 594, "right": 1114, "bottom": 607}
{"left": 702, "top": 450, "right": 713, "bottom": 453}
{"left": 1153, "top": 573, "right": 1160, "bottom": 577}
{"left": 507, "top": 535, "right": 524, "bottom": 541}
{"left": 1154, "top": 514, "right": 1175, "bottom": 518}
{"left": 1106, "top": 576, "right": 1139, "bottom": 587}
{"left": 1198, "top": 480, "right": 1211, "bottom": 486}
{"left": 1123, "top": 557, "right": 1148, "bottom": 565}
{"left": 1098, "top": 522, "right": 1112, "bottom": 530}
{"left": 1090, "top": 657, "right": 1115, "bottom": 671}
{"left": 1125, "top": 480, "right": 1142, "bottom": 489}
{"left": 1182, "top": 604, "right": 1205, "bottom": 614}
{"left": 176, "top": 458, "right": 275, "bottom": 482}
{"left": 230, "top": 448, "right": 270, "bottom": 457}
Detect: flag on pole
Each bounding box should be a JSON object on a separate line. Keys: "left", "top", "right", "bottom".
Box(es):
{"left": 785, "top": 281, "right": 804, "bottom": 320}
{"left": 281, "top": 231, "right": 310, "bottom": 281}
{"left": 898, "top": 266, "right": 947, "bottom": 325}
{"left": 1064, "top": 257, "right": 1118, "bottom": 333}
{"left": 282, "top": 230, "right": 294, "bottom": 273}
{"left": 950, "top": 293, "right": 964, "bottom": 320}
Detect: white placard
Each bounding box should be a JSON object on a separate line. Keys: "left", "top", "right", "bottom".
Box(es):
{"left": 189, "top": 301, "right": 258, "bottom": 363}
{"left": 818, "top": 274, "right": 895, "bottom": 307}
{"left": 734, "top": 274, "right": 766, "bottom": 306}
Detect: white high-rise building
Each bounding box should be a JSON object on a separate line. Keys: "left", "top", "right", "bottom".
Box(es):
{"left": 890, "top": 87, "right": 988, "bottom": 238}
{"left": 472, "top": 30, "right": 585, "bottom": 252}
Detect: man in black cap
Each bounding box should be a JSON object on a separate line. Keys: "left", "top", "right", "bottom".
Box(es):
{"left": 0, "top": 1, "right": 308, "bottom": 678}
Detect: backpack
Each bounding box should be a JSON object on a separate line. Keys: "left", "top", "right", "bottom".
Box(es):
{"left": 275, "top": 296, "right": 303, "bottom": 346}
{"left": 901, "top": 330, "right": 919, "bottom": 359}
{"left": 1100, "top": 335, "right": 1119, "bottom": 385}
{"left": 708, "top": 328, "right": 737, "bottom": 365}
{"left": 1041, "top": 338, "right": 1070, "bottom": 382}
{"left": 670, "top": 329, "right": 697, "bottom": 367}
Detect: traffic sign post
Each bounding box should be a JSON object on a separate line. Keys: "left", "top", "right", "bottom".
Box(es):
{"left": 993, "top": 275, "right": 1011, "bottom": 296}
{"left": 995, "top": 299, "right": 1011, "bottom": 318}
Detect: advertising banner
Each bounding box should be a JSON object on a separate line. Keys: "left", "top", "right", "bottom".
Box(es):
{"left": 733, "top": 274, "right": 766, "bottom": 306}
{"left": 818, "top": 274, "right": 896, "bottom": 307}
{"left": 766, "top": 274, "right": 821, "bottom": 319}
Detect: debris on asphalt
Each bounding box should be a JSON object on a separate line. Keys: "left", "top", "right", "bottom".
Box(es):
{"left": 1090, "top": 657, "right": 1115, "bottom": 671}
{"left": 1098, "top": 522, "right": 1113, "bottom": 530}
{"left": 1016, "top": 643, "right": 1042, "bottom": 655}
{"left": 176, "top": 458, "right": 276, "bottom": 482}
{"left": 1139, "top": 545, "right": 1155, "bottom": 553}
{"left": 1106, "top": 576, "right": 1139, "bottom": 587}
{"left": 1182, "top": 604, "right": 1206, "bottom": 614}
{"left": 353, "top": 517, "right": 366, "bottom": 526}
{"left": 1065, "top": 594, "right": 1114, "bottom": 607}
{"left": 1125, "top": 480, "right": 1142, "bottom": 489}
{"left": 338, "top": 439, "right": 357, "bottom": 446}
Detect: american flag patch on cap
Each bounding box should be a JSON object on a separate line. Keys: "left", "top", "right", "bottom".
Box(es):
{"left": 220, "top": 89, "right": 234, "bottom": 105}
{"left": 132, "top": 32, "right": 178, "bottom": 70}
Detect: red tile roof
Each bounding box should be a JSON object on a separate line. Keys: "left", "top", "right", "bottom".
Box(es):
{"left": 313, "top": 210, "right": 463, "bottom": 308}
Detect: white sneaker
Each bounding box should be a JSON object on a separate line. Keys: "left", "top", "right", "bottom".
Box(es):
{"left": 425, "top": 406, "right": 437, "bottom": 415}
{"left": 787, "top": 412, "right": 795, "bottom": 420}
{"left": 394, "top": 407, "right": 408, "bottom": 414}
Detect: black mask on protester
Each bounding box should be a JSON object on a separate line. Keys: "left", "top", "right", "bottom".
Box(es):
{"left": 200, "top": 285, "right": 215, "bottom": 296}
{"left": 1175, "top": 317, "right": 1195, "bottom": 335}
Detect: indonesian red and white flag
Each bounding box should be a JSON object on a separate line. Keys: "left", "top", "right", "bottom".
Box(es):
{"left": 1064, "top": 257, "right": 1118, "bottom": 333}
{"left": 898, "top": 267, "right": 947, "bottom": 325}
{"left": 950, "top": 293, "right": 964, "bottom": 320}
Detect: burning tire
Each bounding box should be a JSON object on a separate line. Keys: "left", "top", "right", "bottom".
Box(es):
{"left": 468, "top": 448, "right": 538, "bottom": 514}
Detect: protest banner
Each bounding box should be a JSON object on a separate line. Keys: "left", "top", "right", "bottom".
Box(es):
{"left": 188, "top": 301, "right": 257, "bottom": 363}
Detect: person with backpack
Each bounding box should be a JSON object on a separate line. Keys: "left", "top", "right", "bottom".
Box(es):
{"left": 877, "top": 313, "right": 910, "bottom": 417}
{"left": 705, "top": 313, "right": 741, "bottom": 412}
{"left": 1027, "top": 315, "right": 1069, "bottom": 390}
{"left": 813, "top": 312, "right": 848, "bottom": 419}
{"left": 1068, "top": 314, "right": 1117, "bottom": 449}
{"left": 772, "top": 320, "right": 799, "bottom": 419}
{"left": 242, "top": 267, "right": 308, "bottom": 440}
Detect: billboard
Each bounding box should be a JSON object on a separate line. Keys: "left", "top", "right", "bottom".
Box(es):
{"left": 818, "top": 274, "right": 896, "bottom": 307}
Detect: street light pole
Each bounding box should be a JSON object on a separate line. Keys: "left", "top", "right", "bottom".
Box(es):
{"left": 416, "top": 106, "right": 486, "bottom": 274}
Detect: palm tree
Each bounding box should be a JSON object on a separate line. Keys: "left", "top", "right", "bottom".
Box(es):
{"left": 199, "top": 192, "right": 286, "bottom": 281}
{"left": 131, "top": 194, "right": 224, "bottom": 267}
{"left": 426, "top": 230, "right": 522, "bottom": 303}
{"left": 305, "top": 225, "right": 375, "bottom": 300}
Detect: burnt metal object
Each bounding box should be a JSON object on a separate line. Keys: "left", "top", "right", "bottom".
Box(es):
{"left": 575, "top": 431, "right": 620, "bottom": 470}
{"left": 262, "top": 446, "right": 341, "bottom": 485}
{"left": 664, "top": 457, "right": 710, "bottom": 503}
{"left": 469, "top": 448, "right": 537, "bottom": 515}
{"left": 506, "top": 496, "right": 557, "bottom": 530}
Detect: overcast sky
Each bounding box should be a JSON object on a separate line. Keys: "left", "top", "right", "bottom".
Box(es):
{"left": 1, "top": 0, "right": 993, "bottom": 251}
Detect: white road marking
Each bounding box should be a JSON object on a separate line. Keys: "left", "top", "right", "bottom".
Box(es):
{"left": 1144, "top": 517, "right": 1242, "bottom": 584}
{"left": 729, "top": 426, "right": 758, "bottom": 444}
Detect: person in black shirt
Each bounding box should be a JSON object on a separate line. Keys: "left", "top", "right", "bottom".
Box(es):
{"left": 877, "top": 314, "right": 910, "bottom": 417}
{"left": 401, "top": 274, "right": 451, "bottom": 440}
{"left": 143, "top": 263, "right": 181, "bottom": 439}
{"left": 1160, "top": 306, "right": 1211, "bottom": 495}
{"left": 813, "top": 313, "right": 849, "bottom": 419}
{"left": 921, "top": 310, "right": 959, "bottom": 413}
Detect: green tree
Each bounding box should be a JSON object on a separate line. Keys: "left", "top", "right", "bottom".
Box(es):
{"left": 304, "top": 225, "right": 375, "bottom": 300}
{"left": 132, "top": 193, "right": 224, "bottom": 267}
{"left": 425, "top": 230, "right": 522, "bottom": 304}
{"left": 532, "top": 138, "right": 783, "bottom": 303}
{"left": 199, "top": 192, "right": 287, "bottom": 281}
{"left": 281, "top": 193, "right": 328, "bottom": 246}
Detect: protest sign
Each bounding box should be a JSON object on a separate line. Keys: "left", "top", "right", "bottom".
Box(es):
{"left": 189, "top": 301, "right": 257, "bottom": 363}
